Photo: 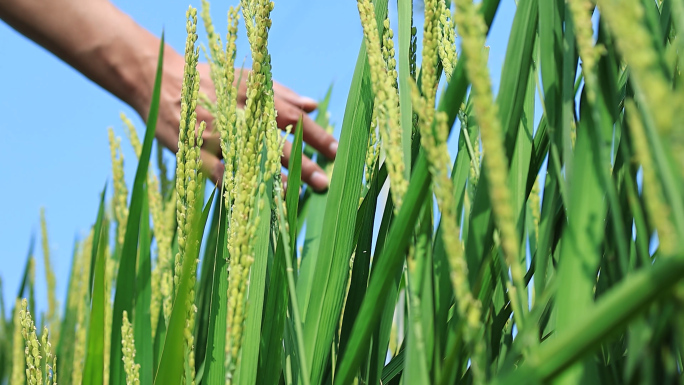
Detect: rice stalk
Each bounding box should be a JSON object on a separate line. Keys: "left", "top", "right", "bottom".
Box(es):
{"left": 20, "top": 299, "right": 43, "bottom": 385}
{"left": 39, "top": 210, "right": 58, "bottom": 341}
{"left": 224, "top": 0, "right": 277, "bottom": 379}
{"left": 108, "top": 129, "right": 129, "bottom": 247}
{"left": 625, "top": 99, "right": 675, "bottom": 255}
{"left": 598, "top": 0, "right": 683, "bottom": 135}
{"left": 411, "top": 81, "right": 485, "bottom": 381}
{"left": 437, "top": 0, "right": 456, "bottom": 81}
{"left": 4, "top": 1, "right": 684, "bottom": 385}
{"left": 121, "top": 311, "right": 140, "bottom": 385}
{"left": 121, "top": 112, "right": 170, "bottom": 334}
{"left": 40, "top": 327, "right": 55, "bottom": 385}
{"left": 172, "top": 9, "right": 207, "bottom": 384}
{"left": 70, "top": 234, "right": 91, "bottom": 385}
{"left": 11, "top": 299, "right": 25, "bottom": 385}
{"left": 357, "top": 0, "right": 407, "bottom": 211}
{"left": 453, "top": 0, "right": 527, "bottom": 328}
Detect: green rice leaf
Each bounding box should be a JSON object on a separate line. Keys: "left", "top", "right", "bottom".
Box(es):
{"left": 397, "top": 0, "right": 413, "bottom": 176}
{"left": 154, "top": 188, "right": 215, "bottom": 385}
{"left": 16, "top": 234, "right": 35, "bottom": 301}
{"left": 258, "top": 118, "right": 303, "bottom": 385}
{"left": 552, "top": 95, "right": 606, "bottom": 385}
{"left": 297, "top": 87, "right": 334, "bottom": 318}
{"left": 403, "top": 202, "right": 433, "bottom": 385}
{"left": 302, "top": 2, "right": 387, "bottom": 383}
{"left": 82, "top": 185, "right": 109, "bottom": 385}
{"left": 110, "top": 33, "right": 165, "bottom": 385}
{"left": 194, "top": 191, "right": 223, "bottom": 374}
{"left": 135, "top": 187, "right": 153, "bottom": 385}
{"left": 88, "top": 185, "right": 107, "bottom": 300}
{"left": 56, "top": 238, "right": 80, "bottom": 385}
{"left": 234, "top": 180, "right": 271, "bottom": 385}
{"left": 334, "top": 0, "right": 502, "bottom": 381}
{"left": 201, "top": 186, "right": 228, "bottom": 384}
{"left": 493, "top": 256, "right": 684, "bottom": 384}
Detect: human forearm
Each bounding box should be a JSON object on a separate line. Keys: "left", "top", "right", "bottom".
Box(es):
{"left": 0, "top": 0, "right": 338, "bottom": 190}
{"left": 0, "top": 0, "right": 166, "bottom": 115}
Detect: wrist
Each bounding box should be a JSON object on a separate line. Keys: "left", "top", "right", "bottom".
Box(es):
{"left": 112, "top": 27, "right": 172, "bottom": 118}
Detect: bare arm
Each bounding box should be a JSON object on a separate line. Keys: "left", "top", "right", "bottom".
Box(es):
{"left": 0, "top": 0, "right": 337, "bottom": 190}
{"left": 0, "top": 0, "right": 161, "bottom": 116}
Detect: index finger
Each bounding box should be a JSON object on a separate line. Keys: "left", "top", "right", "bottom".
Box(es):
{"left": 273, "top": 81, "right": 318, "bottom": 113}
{"left": 302, "top": 112, "right": 338, "bottom": 160}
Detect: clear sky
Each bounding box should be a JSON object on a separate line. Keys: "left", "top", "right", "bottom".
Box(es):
{"left": 0, "top": 0, "right": 517, "bottom": 318}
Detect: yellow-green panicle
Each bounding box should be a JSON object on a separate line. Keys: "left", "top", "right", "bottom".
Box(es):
{"left": 39, "top": 209, "right": 59, "bottom": 343}
{"left": 41, "top": 327, "right": 56, "bottom": 385}
{"left": 357, "top": 0, "right": 407, "bottom": 212}
{"left": 107, "top": 129, "right": 129, "bottom": 247}
{"left": 121, "top": 311, "right": 140, "bottom": 385}
{"left": 20, "top": 299, "right": 42, "bottom": 385}
{"left": 223, "top": 1, "right": 277, "bottom": 381}
{"left": 437, "top": 0, "right": 457, "bottom": 81}
{"left": 453, "top": 0, "right": 527, "bottom": 329}
{"left": 174, "top": 7, "right": 206, "bottom": 385}
{"left": 121, "top": 112, "right": 169, "bottom": 334}
{"left": 11, "top": 299, "right": 25, "bottom": 385}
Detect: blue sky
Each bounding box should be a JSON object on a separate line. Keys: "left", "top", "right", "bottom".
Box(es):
{"left": 0, "top": 0, "right": 517, "bottom": 317}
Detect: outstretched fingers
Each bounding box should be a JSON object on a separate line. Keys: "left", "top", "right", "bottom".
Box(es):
{"left": 281, "top": 140, "right": 330, "bottom": 192}
{"left": 275, "top": 97, "right": 338, "bottom": 161}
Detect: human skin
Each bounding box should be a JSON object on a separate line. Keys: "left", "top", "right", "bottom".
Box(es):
{"left": 0, "top": 0, "right": 337, "bottom": 190}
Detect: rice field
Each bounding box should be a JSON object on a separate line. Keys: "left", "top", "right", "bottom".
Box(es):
{"left": 3, "top": 0, "right": 684, "bottom": 384}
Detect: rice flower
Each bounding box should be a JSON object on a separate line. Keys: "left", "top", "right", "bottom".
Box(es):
{"left": 382, "top": 17, "right": 398, "bottom": 91}
{"left": 363, "top": 105, "right": 380, "bottom": 194}
{"left": 357, "top": 0, "right": 408, "bottom": 212}
{"left": 104, "top": 245, "right": 114, "bottom": 385}
{"left": 410, "top": 26, "right": 417, "bottom": 80}
{"left": 20, "top": 299, "right": 42, "bottom": 385}
{"left": 598, "top": 0, "right": 683, "bottom": 135}
{"left": 625, "top": 100, "right": 675, "bottom": 255}
{"left": 437, "top": 0, "right": 457, "bottom": 81}
{"left": 411, "top": 81, "right": 484, "bottom": 380}
{"left": 121, "top": 112, "right": 169, "bottom": 334}
{"left": 174, "top": 6, "right": 205, "bottom": 293}
{"left": 568, "top": 0, "right": 605, "bottom": 105}
{"left": 599, "top": 0, "right": 684, "bottom": 175}
{"left": 201, "top": 0, "right": 225, "bottom": 82}
{"left": 529, "top": 175, "right": 541, "bottom": 243}
{"left": 241, "top": 0, "right": 280, "bottom": 181}
{"left": 71, "top": 233, "right": 92, "bottom": 385}
{"left": 173, "top": 8, "right": 206, "bottom": 384}
{"left": 157, "top": 145, "right": 173, "bottom": 200}
{"left": 11, "top": 299, "right": 25, "bottom": 385}
{"left": 39, "top": 209, "right": 59, "bottom": 342}
{"left": 223, "top": 1, "right": 277, "bottom": 379}
{"left": 453, "top": 0, "right": 527, "bottom": 327}
{"left": 121, "top": 113, "right": 142, "bottom": 156}
{"left": 161, "top": 192, "right": 178, "bottom": 322}
{"left": 108, "top": 128, "right": 129, "bottom": 246}
{"left": 568, "top": 0, "right": 602, "bottom": 75}
{"left": 220, "top": 7, "right": 240, "bottom": 201}
{"left": 468, "top": 130, "right": 481, "bottom": 205}
{"left": 121, "top": 311, "right": 140, "bottom": 385}
{"left": 41, "top": 327, "right": 56, "bottom": 385}
{"left": 420, "top": 0, "right": 440, "bottom": 110}
{"left": 207, "top": 5, "right": 241, "bottom": 205}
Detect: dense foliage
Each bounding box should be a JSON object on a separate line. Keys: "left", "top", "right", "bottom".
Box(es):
{"left": 3, "top": 0, "right": 684, "bottom": 384}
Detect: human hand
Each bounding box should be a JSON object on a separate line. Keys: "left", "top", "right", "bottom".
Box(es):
{"left": 152, "top": 55, "right": 337, "bottom": 192}
{"left": 0, "top": 0, "right": 336, "bottom": 190}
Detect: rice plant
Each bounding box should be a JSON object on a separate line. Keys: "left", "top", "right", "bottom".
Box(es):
{"left": 3, "top": 0, "right": 684, "bottom": 384}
